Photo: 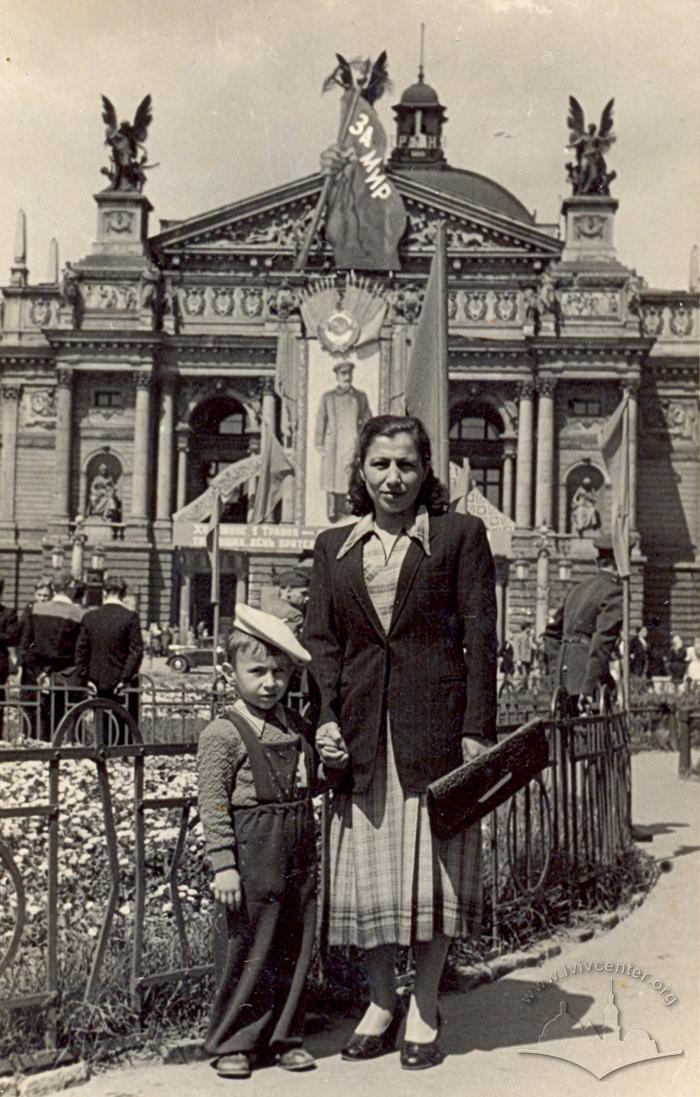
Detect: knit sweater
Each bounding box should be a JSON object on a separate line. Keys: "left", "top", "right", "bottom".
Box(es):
{"left": 196, "top": 699, "right": 316, "bottom": 874}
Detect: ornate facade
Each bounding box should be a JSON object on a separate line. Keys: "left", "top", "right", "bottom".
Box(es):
{"left": 1, "top": 74, "right": 698, "bottom": 639}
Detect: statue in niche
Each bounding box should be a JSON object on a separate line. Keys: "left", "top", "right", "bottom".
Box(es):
{"left": 100, "top": 94, "right": 154, "bottom": 192}
{"left": 565, "top": 97, "right": 616, "bottom": 196}
{"left": 570, "top": 476, "right": 600, "bottom": 536}
{"left": 88, "top": 462, "right": 121, "bottom": 522}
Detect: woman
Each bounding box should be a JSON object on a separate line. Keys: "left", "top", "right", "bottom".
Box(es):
{"left": 304, "top": 415, "right": 497, "bottom": 1070}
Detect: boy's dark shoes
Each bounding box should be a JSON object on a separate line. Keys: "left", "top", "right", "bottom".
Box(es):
{"left": 276, "top": 1047, "right": 316, "bottom": 1071}
{"left": 214, "top": 1053, "right": 252, "bottom": 1078}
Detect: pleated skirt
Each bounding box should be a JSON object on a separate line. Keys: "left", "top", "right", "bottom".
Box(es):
{"left": 327, "top": 720, "right": 483, "bottom": 949}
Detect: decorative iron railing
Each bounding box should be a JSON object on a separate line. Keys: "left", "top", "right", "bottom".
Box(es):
{"left": 0, "top": 687, "right": 640, "bottom": 1065}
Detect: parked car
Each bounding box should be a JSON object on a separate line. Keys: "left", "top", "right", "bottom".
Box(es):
{"left": 166, "top": 641, "right": 224, "bottom": 673}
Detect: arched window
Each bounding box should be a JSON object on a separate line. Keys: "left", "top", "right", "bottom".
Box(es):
{"left": 449, "top": 400, "right": 504, "bottom": 507}
{"left": 188, "top": 396, "right": 252, "bottom": 520}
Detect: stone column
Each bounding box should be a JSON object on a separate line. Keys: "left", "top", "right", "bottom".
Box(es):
{"left": 175, "top": 427, "right": 190, "bottom": 512}
{"left": 178, "top": 559, "right": 192, "bottom": 640}
{"left": 502, "top": 438, "right": 516, "bottom": 520}
{"left": 515, "top": 381, "right": 534, "bottom": 527}
{"left": 155, "top": 377, "right": 175, "bottom": 521}
{"left": 130, "top": 371, "right": 152, "bottom": 522}
{"left": 53, "top": 369, "right": 73, "bottom": 522}
{"left": 0, "top": 386, "right": 21, "bottom": 528}
{"left": 623, "top": 381, "right": 639, "bottom": 530}
{"left": 535, "top": 543, "right": 550, "bottom": 639}
{"left": 260, "top": 376, "right": 276, "bottom": 432}
{"left": 534, "top": 377, "right": 556, "bottom": 529}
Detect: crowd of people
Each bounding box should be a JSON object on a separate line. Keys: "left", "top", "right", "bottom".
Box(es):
{"left": 0, "top": 571, "right": 143, "bottom": 740}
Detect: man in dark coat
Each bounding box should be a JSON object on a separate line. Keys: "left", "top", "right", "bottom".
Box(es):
{"left": 19, "top": 570, "right": 86, "bottom": 739}
{"left": 75, "top": 576, "right": 143, "bottom": 740}
{"left": 543, "top": 535, "right": 622, "bottom": 711}
{"left": 0, "top": 579, "right": 20, "bottom": 738}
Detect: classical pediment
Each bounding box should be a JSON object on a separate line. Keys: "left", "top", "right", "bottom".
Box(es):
{"left": 151, "top": 171, "right": 562, "bottom": 266}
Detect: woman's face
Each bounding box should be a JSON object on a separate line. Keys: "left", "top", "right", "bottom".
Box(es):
{"left": 361, "top": 432, "right": 426, "bottom": 520}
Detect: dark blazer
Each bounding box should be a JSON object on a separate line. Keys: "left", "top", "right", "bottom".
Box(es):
{"left": 0, "top": 602, "right": 20, "bottom": 682}
{"left": 75, "top": 602, "right": 143, "bottom": 692}
{"left": 544, "top": 569, "right": 623, "bottom": 696}
{"left": 304, "top": 510, "right": 498, "bottom": 795}
{"left": 20, "top": 600, "right": 85, "bottom": 678}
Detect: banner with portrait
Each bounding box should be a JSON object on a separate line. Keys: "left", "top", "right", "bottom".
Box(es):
{"left": 304, "top": 339, "right": 380, "bottom": 528}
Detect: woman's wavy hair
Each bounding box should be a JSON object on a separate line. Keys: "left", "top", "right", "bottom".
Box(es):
{"left": 347, "top": 415, "right": 450, "bottom": 516}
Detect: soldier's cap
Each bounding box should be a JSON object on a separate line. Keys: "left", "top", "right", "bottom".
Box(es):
{"left": 276, "top": 567, "right": 310, "bottom": 589}
{"left": 232, "top": 602, "right": 311, "bottom": 666}
{"left": 332, "top": 360, "right": 354, "bottom": 373}
{"left": 593, "top": 533, "right": 615, "bottom": 558}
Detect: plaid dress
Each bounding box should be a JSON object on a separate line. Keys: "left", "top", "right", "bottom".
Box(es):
{"left": 328, "top": 516, "right": 482, "bottom": 949}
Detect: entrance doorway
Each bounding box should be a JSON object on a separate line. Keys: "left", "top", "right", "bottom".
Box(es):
{"left": 188, "top": 397, "right": 253, "bottom": 521}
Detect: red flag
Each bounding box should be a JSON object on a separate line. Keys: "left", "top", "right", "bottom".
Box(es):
{"left": 325, "top": 90, "right": 407, "bottom": 270}
{"left": 250, "top": 421, "right": 294, "bottom": 524}
{"left": 600, "top": 393, "right": 630, "bottom": 578}
{"left": 404, "top": 221, "right": 450, "bottom": 485}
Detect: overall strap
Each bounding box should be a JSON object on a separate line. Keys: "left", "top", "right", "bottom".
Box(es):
{"left": 224, "top": 708, "right": 280, "bottom": 803}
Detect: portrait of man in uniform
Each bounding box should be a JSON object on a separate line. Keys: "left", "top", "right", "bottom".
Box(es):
{"left": 314, "top": 360, "right": 372, "bottom": 522}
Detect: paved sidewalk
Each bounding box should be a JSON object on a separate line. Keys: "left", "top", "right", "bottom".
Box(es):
{"left": 56, "top": 752, "right": 700, "bottom": 1097}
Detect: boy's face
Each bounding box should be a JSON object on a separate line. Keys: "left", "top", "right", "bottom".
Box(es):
{"left": 233, "top": 649, "right": 293, "bottom": 711}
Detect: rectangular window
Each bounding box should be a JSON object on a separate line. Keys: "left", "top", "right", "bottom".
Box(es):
{"left": 569, "top": 398, "right": 601, "bottom": 417}
{"left": 94, "top": 390, "right": 123, "bottom": 409}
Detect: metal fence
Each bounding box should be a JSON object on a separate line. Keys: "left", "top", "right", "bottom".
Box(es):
{"left": 0, "top": 685, "right": 642, "bottom": 1065}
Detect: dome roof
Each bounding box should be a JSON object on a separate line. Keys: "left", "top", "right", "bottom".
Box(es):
{"left": 399, "top": 78, "right": 441, "bottom": 107}
{"left": 392, "top": 164, "right": 534, "bottom": 224}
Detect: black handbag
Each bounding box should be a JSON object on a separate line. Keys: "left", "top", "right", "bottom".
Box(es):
{"left": 426, "top": 718, "right": 550, "bottom": 840}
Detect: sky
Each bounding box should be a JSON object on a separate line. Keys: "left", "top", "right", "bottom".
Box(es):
{"left": 0, "top": 0, "right": 698, "bottom": 290}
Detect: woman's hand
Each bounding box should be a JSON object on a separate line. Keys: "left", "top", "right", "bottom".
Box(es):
{"left": 462, "top": 736, "right": 491, "bottom": 762}
{"left": 213, "top": 867, "right": 242, "bottom": 909}
{"left": 316, "top": 721, "right": 350, "bottom": 770}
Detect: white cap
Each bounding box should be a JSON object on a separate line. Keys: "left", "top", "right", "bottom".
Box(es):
{"left": 233, "top": 602, "right": 311, "bottom": 666}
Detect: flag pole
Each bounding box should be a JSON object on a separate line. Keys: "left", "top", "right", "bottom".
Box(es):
{"left": 294, "top": 85, "right": 363, "bottom": 272}
{"left": 621, "top": 398, "right": 631, "bottom": 713}
{"left": 209, "top": 492, "right": 222, "bottom": 708}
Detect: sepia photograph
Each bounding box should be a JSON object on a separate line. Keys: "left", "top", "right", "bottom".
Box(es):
{"left": 0, "top": 1, "right": 698, "bottom": 1094}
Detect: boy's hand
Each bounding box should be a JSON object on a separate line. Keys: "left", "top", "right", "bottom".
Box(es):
{"left": 213, "top": 867, "right": 242, "bottom": 909}
{"left": 316, "top": 721, "right": 350, "bottom": 770}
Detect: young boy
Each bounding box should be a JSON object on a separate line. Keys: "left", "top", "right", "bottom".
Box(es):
{"left": 197, "top": 603, "right": 317, "bottom": 1079}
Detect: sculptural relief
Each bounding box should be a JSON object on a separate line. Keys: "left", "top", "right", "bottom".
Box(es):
{"left": 183, "top": 288, "right": 206, "bottom": 316}
{"left": 465, "top": 293, "right": 488, "bottom": 322}
{"left": 561, "top": 290, "right": 621, "bottom": 318}
{"left": 641, "top": 307, "right": 664, "bottom": 336}
{"left": 670, "top": 307, "right": 693, "bottom": 337}
{"left": 22, "top": 389, "right": 56, "bottom": 429}
{"left": 213, "top": 289, "right": 235, "bottom": 317}
{"left": 29, "top": 299, "right": 52, "bottom": 326}
{"left": 573, "top": 215, "right": 606, "bottom": 239}
{"left": 494, "top": 293, "right": 518, "bottom": 322}
{"left": 241, "top": 289, "right": 263, "bottom": 318}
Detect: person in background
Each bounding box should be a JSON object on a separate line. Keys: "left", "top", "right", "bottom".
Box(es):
{"left": 668, "top": 634, "right": 688, "bottom": 687}
{"left": 262, "top": 568, "right": 310, "bottom": 638}
{"left": 160, "top": 623, "right": 173, "bottom": 653}
{"left": 197, "top": 605, "right": 318, "bottom": 1079}
{"left": 629, "top": 625, "right": 648, "bottom": 678}
{"left": 75, "top": 575, "right": 143, "bottom": 741}
{"left": 543, "top": 535, "right": 622, "bottom": 713}
{"left": 686, "top": 638, "right": 700, "bottom": 684}
{"left": 0, "top": 579, "right": 20, "bottom": 739}
{"left": 512, "top": 621, "right": 533, "bottom": 683}
{"left": 148, "top": 621, "right": 163, "bottom": 657}
{"left": 645, "top": 616, "right": 667, "bottom": 679}
{"left": 19, "top": 571, "right": 86, "bottom": 739}
{"left": 498, "top": 634, "right": 515, "bottom": 679}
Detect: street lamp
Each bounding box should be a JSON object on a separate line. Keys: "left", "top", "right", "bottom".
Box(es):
{"left": 558, "top": 538, "right": 573, "bottom": 582}
{"left": 91, "top": 544, "right": 106, "bottom": 572}
{"left": 51, "top": 544, "right": 65, "bottom": 570}
{"left": 514, "top": 558, "right": 530, "bottom": 582}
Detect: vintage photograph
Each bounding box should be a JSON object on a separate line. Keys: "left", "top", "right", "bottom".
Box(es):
{"left": 0, "top": 0, "right": 698, "bottom": 1094}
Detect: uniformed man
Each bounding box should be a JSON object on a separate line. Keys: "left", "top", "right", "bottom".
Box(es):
{"left": 314, "top": 361, "right": 372, "bottom": 522}
{"left": 544, "top": 534, "right": 622, "bottom": 713}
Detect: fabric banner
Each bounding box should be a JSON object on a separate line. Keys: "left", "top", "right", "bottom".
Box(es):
{"left": 600, "top": 394, "right": 630, "bottom": 578}
{"left": 250, "top": 420, "right": 295, "bottom": 524}
{"left": 404, "top": 221, "right": 450, "bottom": 484}
{"left": 172, "top": 453, "right": 262, "bottom": 545}
{"left": 325, "top": 90, "right": 407, "bottom": 270}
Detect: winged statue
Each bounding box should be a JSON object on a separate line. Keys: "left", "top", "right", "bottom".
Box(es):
{"left": 322, "top": 50, "right": 391, "bottom": 104}
{"left": 565, "top": 96, "right": 616, "bottom": 196}
{"left": 100, "top": 94, "right": 153, "bottom": 192}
